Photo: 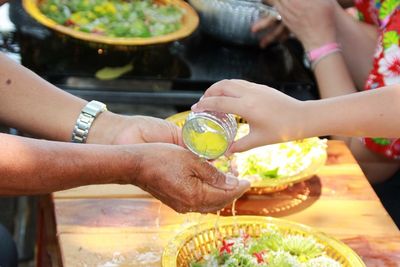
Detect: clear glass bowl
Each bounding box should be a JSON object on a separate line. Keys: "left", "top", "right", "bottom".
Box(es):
{"left": 188, "top": 0, "right": 279, "bottom": 45}
{"left": 182, "top": 111, "right": 237, "bottom": 159}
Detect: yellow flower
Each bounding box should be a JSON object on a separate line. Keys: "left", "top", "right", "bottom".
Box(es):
{"left": 49, "top": 4, "right": 58, "bottom": 12}
{"left": 104, "top": 3, "right": 117, "bottom": 14}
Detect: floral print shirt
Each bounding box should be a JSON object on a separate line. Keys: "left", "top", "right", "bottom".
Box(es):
{"left": 355, "top": 0, "right": 400, "bottom": 159}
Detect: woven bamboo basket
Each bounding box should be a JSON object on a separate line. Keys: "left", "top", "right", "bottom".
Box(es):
{"left": 162, "top": 216, "right": 365, "bottom": 267}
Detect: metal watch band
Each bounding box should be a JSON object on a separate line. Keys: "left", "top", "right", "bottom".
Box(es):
{"left": 71, "top": 100, "right": 107, "bottom": 143}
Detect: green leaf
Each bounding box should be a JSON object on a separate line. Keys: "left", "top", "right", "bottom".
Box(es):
{"left": 95, "top": 62, "right": 133, "bottom": 80}
{"left": 357, "top": 11, "right": 365, "bottom": 21}
{"left": 260, "top": 168, "right": 279, "bottom": 179}
{"left": 372, "top": 137, "right": 391, "bottom": 145}
{"left": 379, "top": 0, "right": 400, "bottom": 20}
{"left": 383, "top": 31, "right": 400, "bottom": 49}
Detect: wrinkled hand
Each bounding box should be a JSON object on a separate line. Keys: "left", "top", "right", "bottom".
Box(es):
{"left": 252, "top": 0, "right": 289, "bottom": 48}
{"left": 274, "top": 0, "right": 339, "bottom": 51}
{"left": 134, "top": 143, "right": 250, "bottom": 213}
{"left": 88, "top": 113, "right": 183, "bottom": 146}
{"left": 192, "top": 79, "right": 305, "bottom": 153}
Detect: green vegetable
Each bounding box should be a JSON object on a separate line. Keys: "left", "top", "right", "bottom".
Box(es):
{"left": 39, "top": 0, "right": 183, "bottom": 38}
{"left": 372, "top": 137, "right": 391, "bottom": 145}
{"left": 281, "top": 235, "right": 324, "bottom": 261}
{"left": 95, "top": 62, "right": 133, "bottom": 80}
{"left": 249, "top": 230, "right": 283, "bottom": 253}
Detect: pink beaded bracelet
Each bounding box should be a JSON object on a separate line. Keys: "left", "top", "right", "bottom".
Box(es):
{"left": 306, "top": 42, "right": 342, "bottom": 70}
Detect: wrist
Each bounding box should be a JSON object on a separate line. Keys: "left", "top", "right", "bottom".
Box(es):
{"left": 301, "top": 100, "right": 329, "bottom": 138}
{"left": 303, "top": 37, "right": 337, "bottom": 52}
{"left": 86, "top": 111, "right": 121, "bottom": 144}
{"left": 285, "top": 100, "right": 318, "bottom": 141}
{"left": 71, "top": 100, "right": 107, "bottom": 143}
{"left": 304, "top": 42, "right": 342, "bottom": 70}
{"left": 119, "top": 144, "right": 144, "bottom": 185}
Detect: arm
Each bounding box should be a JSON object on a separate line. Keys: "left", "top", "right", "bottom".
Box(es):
{"left": 275, "top": 0, "right": 357, "bottom": 98}
{"left": 0, "top": 53, "right": 250, "bottom": 212}
{"left": 0, "top": 133, "right": 249, "bottom": 212}
{"left": 192, "top": 80, "right": 400, "bottom": 152}
{"left": 274, "top": 0, "right": 390, "bottom": 182}
{"left": 305, "top": 87, "right": 400, "bottom": 138}
{"left": 275, "top": 0, "right": 377, "bottom": 92}
{"left": 0, "top": 52, "right": 182, "bottom": 146}
{"left": 0, "top": 53, "right": 86, "bottom": 141}
{"left": 333, "top": 5, "right": 378, "bottom": 89}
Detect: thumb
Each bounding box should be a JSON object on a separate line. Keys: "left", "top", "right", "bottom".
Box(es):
{"left": 198, "top": 160, "right": 248, "bottom": 190}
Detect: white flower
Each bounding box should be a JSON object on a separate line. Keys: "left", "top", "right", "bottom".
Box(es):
{"left": 378, "top": 45, "right": 400, "bottom": 85}
{"left": 303, "top": 256, "right": 342, "bottom": 267}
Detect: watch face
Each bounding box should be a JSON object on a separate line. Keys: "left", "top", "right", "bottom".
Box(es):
{"left": 303, "top": 53, "right": 311, "bottom": 69}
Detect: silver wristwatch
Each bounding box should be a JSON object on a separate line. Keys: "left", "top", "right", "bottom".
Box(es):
{"left": 71, "top": 100, "right": 107, "bottom": 143}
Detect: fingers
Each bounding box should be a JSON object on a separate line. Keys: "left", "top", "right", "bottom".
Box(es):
{"left": 259, "top": 23, "right": 287, "bottom": 48}
{"left": 203, "top": 79, "right": 252, "bottom": 98}
{"left": 251, "top": 16, "right": 275, "bottom": 33}
{"left": 275, "top": 0, "right": 299, "bottom": 21}
{"left": 203, "top": 79, "right": 264, "bottom": 98}
{"left": 277, "top": 27, "right": 290, "bottom": 43}
{"left": 197, "top": 160, "right": 239, "bottom": 190}
{"left": 198, "top": 179, "right": 250, "bottom": 213}
{"left": 192, "top": 96, "right": 243, "bottom": 115}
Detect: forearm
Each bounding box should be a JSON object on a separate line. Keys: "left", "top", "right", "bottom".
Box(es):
{"left": 0, "top": 53, "right": 86, "bottom": 141}
{"left": 0, "top": 133, "right": 141, "bottom": 195}
{"left": 314, "top": 52, "right": 357, "bottom": 98}
{"left": 306, "top": 2, "right": 356, "bottom": 98}
{"left": 334, "top": 5, "right": 378, "bottom": 89}
{"left": 304, "top": 86, "right": 400, "bottom": 138}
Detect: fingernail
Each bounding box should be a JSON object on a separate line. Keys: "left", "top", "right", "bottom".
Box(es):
{"left": 192, "top": 104, "right": 205, "bottom": 112}
{"left": 226, "top": 176, "right": 239, "bottom": 186}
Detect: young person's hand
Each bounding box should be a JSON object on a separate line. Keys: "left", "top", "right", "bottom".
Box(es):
{"left": 192, "top": 80, "right": 306, "bottom": 153}
{"left": 274, "top": 0, "right": 339, "bottom": 51}
{"left": 252, "top": 1, "right": 289, "bottom": 48}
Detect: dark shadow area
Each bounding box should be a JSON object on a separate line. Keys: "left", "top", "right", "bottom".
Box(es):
{"left": 5, "top": 0, "right": 317, "bottom": 109}
{"left": 220, "top": 175, "right": 322, "bottom": 217}
{"left": 373, "top": 172, "right": 400, "bottom": 229}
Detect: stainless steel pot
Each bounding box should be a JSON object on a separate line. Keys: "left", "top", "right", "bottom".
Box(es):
{"left": 188, "top": 0, "right": 280, "bottom": 45}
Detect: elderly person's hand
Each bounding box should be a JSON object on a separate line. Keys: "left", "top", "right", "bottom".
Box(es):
{"left": 252, "top": 0, "right": 289, "bottom": 48}
{"left": 86, "top": 113, "right": 251, "bottom": 213}
{"left": 87, "top": 113, "right": 182, "bottom": 146}
{"left": 133, "top": 143, "right": 250, "bottom": 213}
{"left": 274, "top": 0, "right": 339, "bottom": 51}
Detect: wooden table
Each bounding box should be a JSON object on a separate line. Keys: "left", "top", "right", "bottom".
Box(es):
{"left": 42, "top": 141, "right": 400, "bottom": 266}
